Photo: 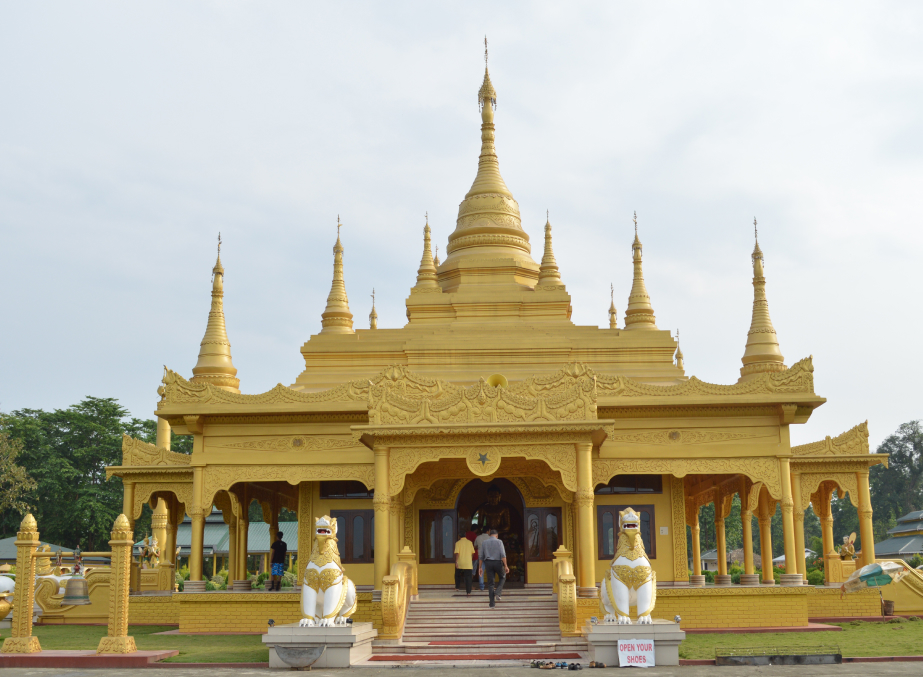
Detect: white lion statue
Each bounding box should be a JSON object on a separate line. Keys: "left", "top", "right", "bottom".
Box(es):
{"left": 600, "top": 507, "right": 656, "bottom": 625}
{"left": 299, "top": 515, "right": 357, "bottom": 627}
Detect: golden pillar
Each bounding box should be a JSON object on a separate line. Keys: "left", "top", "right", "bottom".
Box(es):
{"left": 715, "top": 505, "right": 727, "bottom": 576}
{"left": 297, "top": 482, "right": 313, "bottom": 578}
{"left": 156, "top": 417, "right": 171, "bottom": 450}
{"left": 122, "top": 480, "right": 135, "bottom": 536}
{"left": 791, "top": 468, "right": 807, "bottom": 579}
{"left": 373, "top": 446, "right": 391, "bottom": 590}
{"left": 97, "top": 514, "right": 137, "bottom": 654}
{"left": 691, "top": 507, "right": 702, "bottom": 577}
{"left": 778, "top": 458, "right": 799, "bottom": 584}
{"left": 575, "top": 442, "right": 596, "bottom": 596}
{"left": 857, "top": 469, "right": 876, "bottom": 566}
{"left": 757, "top": 487, "right": 775, "bottom": 585}
{"left": 1, "top": 514, "right": 41, "bottom": 653}
{"left": 238, "top": 514, "right": 249, "bottom": 578}
{"left": 189, "top": 466, "right": 205, "bottom": 581}
{"left": 152, "top": 498, "right": 168, "bottom": 564}
{"left": 741, "top": 502, "right": 755, "bottom": 576}
{"left": 226, "top": 513, "right": 238, "bottom": 581}
{"left": 390, "top": 497, "right": 403, "bottom": 570}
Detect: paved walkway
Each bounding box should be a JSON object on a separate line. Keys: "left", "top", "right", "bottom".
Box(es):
{"left": 1, "top": 664, "right": 923, "bottom": 676}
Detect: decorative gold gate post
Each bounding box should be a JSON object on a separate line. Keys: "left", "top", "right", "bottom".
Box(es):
{"left": 1, "top": 514, "right": 41, "bottom": 654}
{"left": 122, "top": 480, "right": 135, "bottom": 534}
{"left": 373, "top": 446, "right": 391, "bottom": 591}
{"left": 856, "top": 469, "right": 876, "bottom": 566}
{"left": 97, "top": 514, "right": 137, "bottom": 654}
{"left": 714, "top": 493, "right": 730, "bottom": 585}
{"left": 691, "top": 506, "right": 702, "bottom": 578}
{"left": 574, "top": 442, "right": 596, "bottom": 596}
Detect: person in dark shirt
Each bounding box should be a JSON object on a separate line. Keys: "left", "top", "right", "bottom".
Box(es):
{"left": 269, "top": 531, "right": 287, "bottom": 591}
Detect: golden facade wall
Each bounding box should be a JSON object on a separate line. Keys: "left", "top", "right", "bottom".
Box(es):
{"left": 806, "top": 588, "right": 879, "bottom": 618}
{"left": 654, "top": 587, "right": 811, "bottom": 629}
{"left": 175, "top": 592, "right": 381, "bottom": 633}
{"left": 128, "top": 595, "right": 180, "bottom": 625}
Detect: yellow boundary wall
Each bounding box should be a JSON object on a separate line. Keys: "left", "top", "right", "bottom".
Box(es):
{"left": 807, "top": 587, "right": 879, "bottom": 617}
{"left": 169, "top": 592, "right": 381, "bottom": 633}
{"left": 128, "top": 595, "right": 180, "bottom": 625}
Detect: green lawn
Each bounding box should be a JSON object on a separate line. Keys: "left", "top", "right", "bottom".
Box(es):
{"left": 678, "top": 618, "right": 923, "bottom": 659}
{"left": 22, "top": 625, "right": 268, "bottom": 663}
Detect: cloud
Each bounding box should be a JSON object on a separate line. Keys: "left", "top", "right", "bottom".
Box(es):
{"left": 0, "top": 1, "right": 920, "bottom": 448}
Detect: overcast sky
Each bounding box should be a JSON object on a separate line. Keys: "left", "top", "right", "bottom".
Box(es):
{"left": 1, "top": 1, "right": 920, "bottom": 450}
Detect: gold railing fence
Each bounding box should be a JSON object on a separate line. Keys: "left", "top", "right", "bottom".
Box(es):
{"left": 553, "top": 546, "right": 578, "bottom": 636}
{"left": 379, "top": 546, "right": 418, "bottom": 639}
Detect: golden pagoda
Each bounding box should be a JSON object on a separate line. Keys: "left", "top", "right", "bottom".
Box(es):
{"left": 104, "top": 56, "right": 906, "bottom": 636}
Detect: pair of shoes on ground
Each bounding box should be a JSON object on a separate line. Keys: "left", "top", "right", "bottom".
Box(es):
{"left": 588, "top": 661, "right": 606, "bottom": 668}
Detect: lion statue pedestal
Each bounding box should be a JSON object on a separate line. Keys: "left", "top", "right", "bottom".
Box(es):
{"left": 588, "top": 508, "right": 685, "bottom": 666}
{"left": 261, "top": 515, "right": 377, "bottom": 668}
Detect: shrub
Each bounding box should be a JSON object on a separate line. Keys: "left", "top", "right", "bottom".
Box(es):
{"left": 257, "top": 572, "right": 270, "bottom": 585}
{"left": 175, "top": 572, "right": 184, "bottom": 588}
{"left": 281, "top": 571, "right": 297, "bottom": 588}
{"left": 729, "top": 563, "right": 743, "bottom": 576}
{"left": 703, "top": 570, "right": 716, "bottom": 583}
{"left": 887, "top": 617, "right": 906, "bottom": 624}
{"left": 179, "top": 565, "right": 190, "bottom": 581}
{"left": 205, "top": 580, "right": 218, "bottom": 591}
{"left": 731, "top": 571, "right": 742, "bottom": 585}
{"left": 907, "top": 616, "right": 920, "bottom": 622}
{"left": 908, "top": 555, "right": 923, "bottom": 570}
{"left": 807, "top": 570, "right": 825, "bottom": 586}
{"left": 210, "top": 574, "right": 226, "bottom": 588}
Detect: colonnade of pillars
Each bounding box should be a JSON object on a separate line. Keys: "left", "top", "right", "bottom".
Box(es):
{"left": 688, "top": 462, "right": 877, "bottom": 586}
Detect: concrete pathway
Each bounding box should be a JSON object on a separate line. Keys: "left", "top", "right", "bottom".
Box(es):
{"left": 1, "top": 664, "right": 923, "bottom": 676}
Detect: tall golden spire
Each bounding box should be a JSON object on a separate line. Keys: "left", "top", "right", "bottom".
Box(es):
{"left": 441, "top": 41, "right": 538, "bottom": 290}
{"left": 191, "top": 233, "right": 240, "bottom": 392}
{"left": 369, "top": 288, "right": 378, "bottom": 330}
{"left": 739, "top": 218, "right": 785, "bottom": 380}
{"left": 536, "top": 210, "right": 564, "bottom": 288}
{"left": 609, "top": 283, "right": 618, "bottom": 329}
{"left": 413, "top": 213, "right": 439, "bottom": 290}
{"left": 623, "top": 211, "right": 658, "bottom": 330}
{"left": 320, "top": 217, "right": 354, "bottom": 334}
{"left": 675, "top": 329, "right": 684, "bottom": 370}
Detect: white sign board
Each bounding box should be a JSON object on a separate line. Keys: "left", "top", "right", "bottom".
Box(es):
{"left": 618, "top": 638, "right": 655, "bottom": 668}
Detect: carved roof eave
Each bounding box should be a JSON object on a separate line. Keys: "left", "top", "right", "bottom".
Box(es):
{"left": 155, "top": 399, "right": 368, "bottom": 419}
{"left": 790, "top": 455, "right": 888, "bottom": 469}
{"left": 105, "top": 465, "right": 194, "bottom": 480}
{"left": 597, "top": 392, "right": 826, "bottom": 411}
{"left": 354, "top": 420, "right": 612, "bottom": 449}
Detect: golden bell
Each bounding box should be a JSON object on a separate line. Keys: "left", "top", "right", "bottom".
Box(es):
{"left": 62, "top": 573, "right": 91, "bottom": 605}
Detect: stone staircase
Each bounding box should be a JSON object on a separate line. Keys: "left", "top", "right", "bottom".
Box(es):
{"left": 369, "top": 584, "right": 587, "bottom": 663}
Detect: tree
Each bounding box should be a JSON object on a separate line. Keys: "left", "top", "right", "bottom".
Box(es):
{"left": 871, "top": 420, "right": 923, "bottom": 524}
{"left": 0, "top": 416, "right": 37, "bottom": 516}
{"left": 0, "top": 397, "right": 156, "bottom": 549}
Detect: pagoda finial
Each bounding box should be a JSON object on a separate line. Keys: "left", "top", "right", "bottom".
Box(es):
{"left": 320, "top": 217, "right": 354, "bottom": 334}
{"left": 624, "top": 211, "right": 658, "bottom": 330}
{"left": 536, "top": 210, "right": 564, "bottom": 289}
{"left": 413, "top": 215, "right": 439, "bottom": 290}
{"left": 739, "top": 218, "right": 785, "bottom": 380}
{"left": 191, "top": 235, "right": 240, "bottom": 392}
{"left": 433, "top": 244, "right": 440, "bottom": 268}
{"left": 675, "top": 329, "right": 684, "bottom": 370}
{"left": 608, "top": 283, "right": 618, "bottom": 329}
{"left": 369, "top": 288, "right": 378, "bottom": 330}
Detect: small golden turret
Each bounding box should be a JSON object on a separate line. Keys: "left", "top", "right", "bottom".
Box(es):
{"left": 320, "top": 217, "right": 355, "bottom": 334}
{"left": 623, "top": 212, "right": 658, "bottom": 330}
{"left": 191, "top": 234, "right": 240, "bottom": 393}
{"left": 609, "top": 283, "right": 618, "bottom": 329}
{"left": 536, "top": 211, "right": 564, "bottom": 289}
{"left": 675, "top": 329, "right": 685, "bottom": 370}
{"left": 414, "top": 214, "right": 439, "bottom": 290}
{"left": 739, "top": 218, "right": 785, "bottom": 380}
{"left": 433, "top": 245, "right": 440, "bottom": 268}
{"left": 369, "top": 289, "right": 378, "bottom": 330}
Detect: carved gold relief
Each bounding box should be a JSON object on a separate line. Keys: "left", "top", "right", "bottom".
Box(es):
{"left": 215, "top": 436, "right": 358, "bottom": 451}
{"left": 121, "top": 434, "right": 190, "bottom": 467}
{"left": 792, "top": 421, "right": 870, "bottom": 456}
{"left": 593, "top": 457, "right": 783, "bottom": 500}
{"left": 606, "top": 429, "right": 774, "bottom": 445}
{"left": 669, "top": 477, "right": 689, "bottom": 582}
{"left": 202, "top": 464, "right": 374, "bottom": 506}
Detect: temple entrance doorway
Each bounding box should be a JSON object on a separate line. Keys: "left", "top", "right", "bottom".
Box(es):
{"left": 458, "top": 478, "right": 526, "bottom": 587}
